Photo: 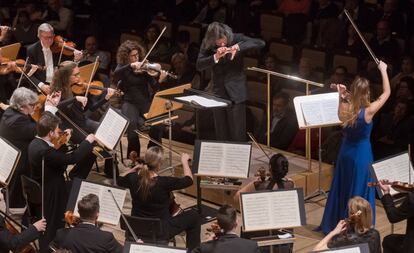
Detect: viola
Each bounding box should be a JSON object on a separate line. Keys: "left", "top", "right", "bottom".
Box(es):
{"left": 51, "top": 35, "right": 77, "bottom": 56}
{"left": 1, "top": 210, "right": 37, "bottom": 253}
{"left": 134, "top": 61, "right": 178, "bottom": 79}
{"left": 0, "top": 58, "right": 45, "bottom": 75}
{"left": 31, "top": 94, "right": 47, "bottom": 122}
{"left": 52, "top": 128, "right": 70, "bottom": 150}
{"left": 206, "top": 222, "right": 223, "bottom": 240}
{"left": 71, "top": 81, "right": 124, "bottom": 96}
{"left": 254, "top": 167, "right": 270, "bottom": 189}
{"left": 367, "top": 180, "right": 414, "bottom": 193}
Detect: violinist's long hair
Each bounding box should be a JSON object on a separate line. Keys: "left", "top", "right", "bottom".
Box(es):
{"left": 267, "top": 154, "right": 289, "bottom": 190}
{"left": 51, "top": 61, "right": 77, "bottom": 99}
{"left": 348, "top": 196, "right": 372, "bottom": 235}
{"left": 342, "top": 77, "right": 371, "bottom": 127}
{"left": 136, "top": 146, "right": 164, "bottom": 201}
{"left": 201, "top": 22, "right": 233, "bottom": 50}
{"left": 116, "top": 40, "right": 146, "bottom": 65}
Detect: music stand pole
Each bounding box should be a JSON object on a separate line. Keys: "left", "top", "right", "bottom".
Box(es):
{"left": 112, "top": 151, "right": 119, "bottom": 186}
{"left": 165, "top": 100, "right": 173, "bottom": 169}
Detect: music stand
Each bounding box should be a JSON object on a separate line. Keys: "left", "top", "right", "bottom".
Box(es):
{"left": 144, "top": 83, "right": 191, "bottom": 168}
{"left": 0, "top": 43, "right": 21, "bottom": 60}
{"left": 159, "top": 88, "right": 231, "bottom": 223}
{"left": 247, "top": 67, "right": 324, "bottom": 171}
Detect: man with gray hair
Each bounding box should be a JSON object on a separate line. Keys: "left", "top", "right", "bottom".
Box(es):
{"left": 54, "top": 194, "right": 123, "bottom": 253}
{"left": 26, "top": 23, "right": 82, "bottom": 94}
{"left": 196, "top": 22, "right": 265, "bottom": 141}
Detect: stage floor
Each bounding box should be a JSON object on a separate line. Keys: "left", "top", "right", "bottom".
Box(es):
{"left": 2, "top": 137, "right": 406, "bottom": 252}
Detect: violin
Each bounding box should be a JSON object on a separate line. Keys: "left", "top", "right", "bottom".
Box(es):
{"left": 51, "top": 35, "right": 77, "bottom": 56}
{"left": 367, "top": 179, "right": 414, "bottom": 193}
{"left": 51, "top": 128, "right": 70, "bottom": 150}
{"left": 134, "top": 61, "right": 178, "bottom": 79}
{"left": 31, "top": 94, "right": 47, "bottom": 122}
{"left": 71, "top": 81, "right": 124, "bottom": 96}
{"left": 64, "top": 211, "right": 81, "bottom": 226}
{"left": 206, "top": 222, "right": 223, "bottom": 240}
{"left": 254, "top": 167, "right": 270, "bottom": 189}
{"left": 0, "top": 58, "right": 45, "bottom": 75}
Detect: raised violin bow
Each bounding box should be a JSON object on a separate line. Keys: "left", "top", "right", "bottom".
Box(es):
{"left": 343, "top": 9, "right": 379, "bottom": 65}
{"left": 83, "top": 56, "right": 99, "bottom": 97}
{"left": 107, "top": 189, "right": 141, "bottom": 243}
{"left": 247, "top": 131, "right": 271, "bottom": 160}
{"left": 138, "top": 26, "right": 167, "bottom": 68}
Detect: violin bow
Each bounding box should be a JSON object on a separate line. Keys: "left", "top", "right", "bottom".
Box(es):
{"left": 16, "top": 57, "right": 29, "bottom": 88}
{"left": 84, "top": 56, "right": 99, "bottom": 96}
{"left": 41, "top": 157, "right": 45, "bottom": 219}
{"left": 107, "top": 189, "right": 140, "bottom": 243}
{"left": 57, "top": 40, "right": 65, "bottom": 66}
{"left": 344, "top": 9, "right": 379, "bottom": 65}
{"left": 247, "top": 132, "right": 271, "bottom": 160}
{"left": 138, "top": 26, "right": 167, "bottom": 68}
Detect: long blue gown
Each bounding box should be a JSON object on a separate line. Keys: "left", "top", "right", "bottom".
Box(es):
{"left": 320, "top": 108, "right": 376, "bottom": 234}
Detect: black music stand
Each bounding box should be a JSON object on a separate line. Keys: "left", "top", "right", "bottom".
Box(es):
{"left": 159, "top": 88, "right": 231, "bottom": 224}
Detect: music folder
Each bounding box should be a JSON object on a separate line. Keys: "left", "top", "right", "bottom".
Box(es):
{"left": 310, "top": 243, "right": 370, "bottom": 253}
{"left": 0, "top": 137, "right": 21, "bottom": 186}
{"left": 66, "top": 178, "right": 127, "bottom": 225}
{"left": 123, "top": 242, "right": 186, "bottom": 253}
{"left": 240, "top": 188, "right": 306, "bottom": 232}
{"left": 192, "top": 140, "right": 252, "bottom": 179}
{"left": 95, "top": 106, "right": 129, "bottom": 151}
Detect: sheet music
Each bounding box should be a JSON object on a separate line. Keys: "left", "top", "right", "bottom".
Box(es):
{"left": 73, "top": 181, "right": 127, "bottom": 225}
{"left": 301, "top": 98, "right": 339, "bottom": 126}
{"left": 372, "top": 153, "right": 414, "bottom": 195}
{"left": 128, "top": 244, "right": 186, "bottom": 253}
{"left": 176, "top": 95, "right": 227, "bottom": 107}
{"left": 320, "top": 248, "right": 361, "bottom": 253}
{"left": 242, "top": 190, "right": 302, "bottom": 231}
{"left": 0, "top": 138, "right": 20, "bottom": 184}
{"left": 197, "top": 142, "right": 251, "bottom": 178}
{"left": 95, "top": 107, "right": 128, "bottom": 150}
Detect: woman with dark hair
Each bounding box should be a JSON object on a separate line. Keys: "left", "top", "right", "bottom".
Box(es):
{"left": 320, "top": 61, "right": 390, "bottom": 234}
{"left": 118, "top": 146, "right": 200, "bottom": 251}
{"left": 114, "top": 40, "right": 167, "bottom": 158}
{"left": 234, "top": 153, "right": 294, "bottom": 203}
{"left": 49, "top": 60, "right": 116, "bottom": 179}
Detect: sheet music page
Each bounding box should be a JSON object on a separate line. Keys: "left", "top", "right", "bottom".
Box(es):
{"left": 242, "top": 190, "right": 302, "bottom": 231}
{"left": 300, "top": 98, "right": 339, "bottom": 126}
{"left": 176, "top": 95, "right": 227, "bottom": 107}
{"left": 0, "top": 138, "right": 19, "bottom": 183}
{"left": 197, "top": 142, "right": 251, "bottom": 178}
{"left": 73, "top": 181, "right": 127, "bottom": 225}
{"left": 372, "top": 153, "right": 414, "bottom": 195}
{"left": 95, "top": 108, "right": 128, "bottom": 150}
{"left": 319, "top": 248, "right": 361, "bottom": 253}
{"left": 129, "top": 244, "right": 186, "bottom": 253}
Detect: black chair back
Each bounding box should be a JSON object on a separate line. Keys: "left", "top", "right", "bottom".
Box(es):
{"left": 120, "top": 215, "right": 167, "bottom": 244}
{"left": 20, "top": 175, "right": 41, "bottom": 204}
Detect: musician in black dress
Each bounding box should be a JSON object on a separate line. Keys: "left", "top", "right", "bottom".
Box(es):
{"left": 379, "top": 181, "right": 414, "bottom": 253}
{"left": 49, "top": 60, "right": 116, "bottom": 179}
{"left": 118, "top": 146, "right": 200, "bottom": 252}
{"left": 28, "top": 112, "right": 96, "bottom": 252}
{"left": 113, "top": 40, "right": 167, "bottom": 157}
{"left": 196, "top": 22, "right": 265, "bottom": 141}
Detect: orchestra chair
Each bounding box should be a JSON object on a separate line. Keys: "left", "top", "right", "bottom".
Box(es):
{"left": 21, "top": 175, "right": 42, "bottom": 222}
{"left": 332, "top": 54, "right": 358, "bottom": 75}
{"left": 120, "top": 215, "right": 176, "bottom": 246}
{"left": 260, "top": 13, "right": 283, "bottom": 41}
{"left": 178, "top": 24, "right": 202, "bottom": 44}
{"left": 244, "top": 56, "right": 259, "bottom": 78}
{"left": 300, "top": 47, "right": 326, "bottom": 70}
{"left": 151, "top": 18, "right": 173, "bottom": 39}
{"left": 269, "top": 40, "right": 294, "bottom": 63}
{"left": 247, "top": 80, "right": 267, "bottom": 106}
{"left": 120, "top": 32, "right": 143, "bottom": 44}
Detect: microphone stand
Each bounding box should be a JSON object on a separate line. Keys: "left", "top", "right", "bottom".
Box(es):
{"left": 107, "top": 189, "right": 140, "bottom": 243}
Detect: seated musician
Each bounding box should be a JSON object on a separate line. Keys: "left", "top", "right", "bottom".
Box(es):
{"left": 313, "top": 196, "right": 381, "bottom": 253}
{"left": 191, "top": 205, "right": 260, "bottom": 253}
{"left": 0, "top": 214, "right": 46, "bottom": 252}
{"left": 48, "top": 60, "right": 116, "bottom": 179}
{"left": 234, "top": 153, "right": 294, "bottom": 253}
{"left": 54, "top": 193, "right": 123, "bottom": 253}
{"left": 118, "top": 146, "right": 201, "bottom": 252}
{"left": 0, "top": 87, "right": 60, "bottom": 209}
{"left": 378, "top": 180, "right": 414, "bottom": 253}
{"left": 234, "top": 153, "right": 294, "bottom": 203}
{"left": 28, "top": 112, "right": 96, "bottom": 252}
{"left": 26, "top": 23, "right": 82, "bottom": 94}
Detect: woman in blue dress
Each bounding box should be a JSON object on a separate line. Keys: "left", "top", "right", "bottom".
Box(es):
{"left": 320, "top": 61, "right": 390, "bottom": 234}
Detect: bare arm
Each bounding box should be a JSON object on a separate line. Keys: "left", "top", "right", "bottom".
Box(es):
{"left": 233, "top": 180, "right": 256, "bottom": 205}
{"left": 181, "top": 153, "right": 193, "bottom": 180}
{"left": 365, "top": 61, "right": 391, "bottom": 122}
{"left": 313, "top": 220, "right": 347, "bottom": 251}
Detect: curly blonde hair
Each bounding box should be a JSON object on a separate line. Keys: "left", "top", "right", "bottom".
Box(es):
{"left": 116, "top": 40, "right": 146, "bottom": 65}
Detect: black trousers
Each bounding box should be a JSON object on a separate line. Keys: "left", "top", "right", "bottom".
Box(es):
{"left": 165, "top": 209, "right": 201, "bottom": 252}
{"left": 383, "top": 234, "right": 405, "bottom": 253}
{"left": 213, "top": 102, "right": 246, "bottom": 141}
{"left": 122, "top": 102, "right": 164, "bottom": 156}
